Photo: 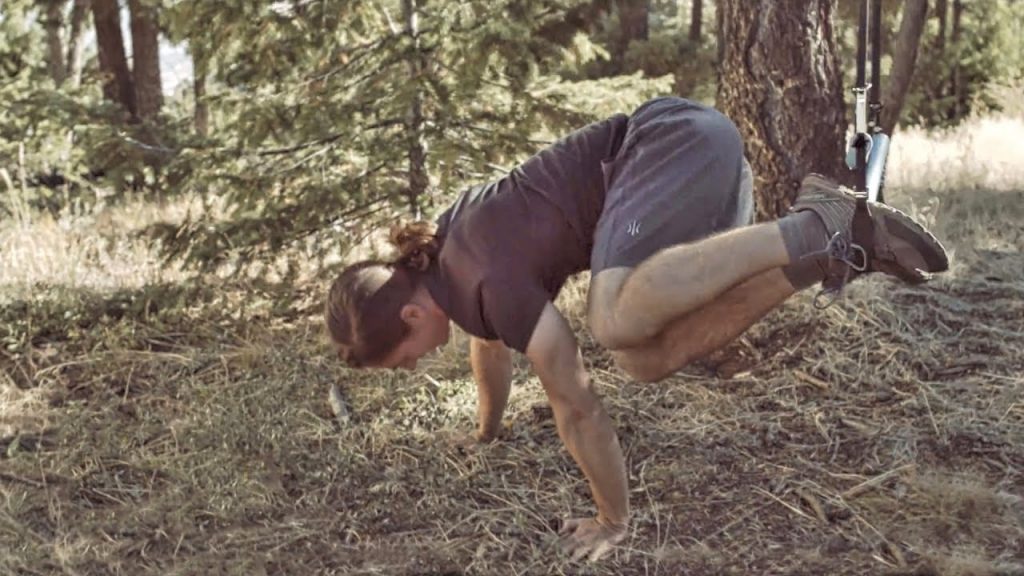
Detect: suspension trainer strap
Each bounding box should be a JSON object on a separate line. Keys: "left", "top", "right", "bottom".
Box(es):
{"left": 852, "top": 194, "right": 875, "bottom": 268}
{"left": 856, "top": 0, "right": 867, "bottom": 91}
{"left": 870, "top": 0, "right": 883, "bottom": 130}
{"left": 850, "top": 0, "right": 878, "bottom": 264}
{"left": 853, "top": 0, "right": 870, "bottom": 193}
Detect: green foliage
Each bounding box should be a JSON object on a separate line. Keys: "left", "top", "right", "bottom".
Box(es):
{"left": 3, "top": 0, "right": 1022, "bottom": 275}
{"left": 572, "top": 2, "right": 718, "bottom": 101}
{"left": 833, "top": 0, "right": 1024, "bottom": 129}
{"left": 0, "top": 0, "right": 166, "bottom": 214}
{"left": 622, "top": 33, "right": 715, "bottom": 101}
{"left": 0, "top": 1, "right": 45, "bottom": 79}
{"left": 0, "top": 0, "right": 70, "bottom": 206}
{"left": 902, "top": 0, "right": 1024, "bottom": 127}
{"left": 155, "top": 0, "right": 669, "bottom": 271}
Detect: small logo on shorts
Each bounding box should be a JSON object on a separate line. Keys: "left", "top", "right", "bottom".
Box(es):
{"left": 627, "top": 220, "right": 641, "bottom": 237}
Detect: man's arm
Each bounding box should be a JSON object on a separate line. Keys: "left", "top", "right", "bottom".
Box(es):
{"left": 525, "top": 302, "right": 628, "bottom": 560}
{"left": 470, "top": 336, "right": 513, "bottom": 442}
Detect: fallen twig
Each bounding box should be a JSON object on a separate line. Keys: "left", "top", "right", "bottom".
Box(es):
{"left": 842, "top": 464, "right": 915, "bottom": 499}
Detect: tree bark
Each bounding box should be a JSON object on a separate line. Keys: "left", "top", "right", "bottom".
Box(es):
{"left": 192, "top": 48, "right": 209, "bottom": 137}
{"left": 881, "top": 0, "right": 929, "bottom": 134}
{"left": 536, "top": 0, "right": 611, "bottom": 46}
{"left": 689, "top": 0, "right": 702, "bottom": 44}
{"left": 716, "top": 0, "right": 846, "bottom": 220}
{"left": 934, "top": 0, "right": 947, "bottom": 51}
{"left": 403, "top": 0, "right": 429, "bottom": 217}
{"left": 66, "top": 0, "right": 90, "bottom": 88}
{"left": 91, "top": 0, "right": 137, "bottom": 116}
{"left": 128, "top": 0, "right": 163, "bottom": 120}
{"left": 42, "top": 0, "right": 67, "bottom": 85}
{"left": 947, "top": 0, "right": 963, "bottom": 120}
{"left": 615, "top": 0, "right": 649, "bottom": 65}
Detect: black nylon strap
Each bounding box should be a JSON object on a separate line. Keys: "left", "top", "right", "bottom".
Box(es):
{"left": 851, "top": 195, "right": 874, "bottom": 269}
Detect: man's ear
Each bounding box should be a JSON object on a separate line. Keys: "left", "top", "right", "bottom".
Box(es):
{"left": 399, "top": 303, "right": 424, "bottom": 325}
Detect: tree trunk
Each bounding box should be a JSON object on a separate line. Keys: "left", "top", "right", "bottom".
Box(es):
{"left": 716, "top": 0, "right": 846, "bottom": 220}
{"left": 930, "top": 0, "right": 948, "bottom": 107}
{"left": 128, "top": 0, "right": 163, "bottom": 120}
{"left": 934, "top": 0, "right": 947, "bottom": 50}
{"left": 65, "top": 0, "right": 90, "bottom": 88}
{"left": 881, "top": 0, "right": 929, "bottom": 134}
{"left": 949, "top": 0, "right": 963, "bottom": 50}
{"left": 91, "top": 0, "right": 137, "bottom": 116}
{"left": 403, "top": 0, "right": 429, "bottom": 217}
{"left": 537, "top": 0, "right": 612, "bottom": 46}
{"left": 193, "top": 49, "right": 209, "bottom": 137}
{"left": 615, "top": 0, "right": 649, "bottom": 65}
{"left": 947, "top": 0, "right": 963, "bottom": 121}
{"left": 689, "top": 0, "right": 703, "bottom": 44}
{"left": 43, "top": 0, "right": 67, "bottom": 85}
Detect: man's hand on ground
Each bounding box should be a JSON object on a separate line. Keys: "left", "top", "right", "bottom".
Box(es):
{"left": 559, "top": 516, "right": 627, "bottom": 562}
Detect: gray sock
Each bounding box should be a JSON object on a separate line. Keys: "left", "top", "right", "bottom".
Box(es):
{"left": 778, "top": 211, "right": 828, "bottom": 290}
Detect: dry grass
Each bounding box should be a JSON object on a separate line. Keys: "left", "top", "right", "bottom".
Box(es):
{"left": 888, "top": 116, "right": 1024, "bottom": 193}
{"left": 2, "top": 115, "right": 1024, "bottom": 575}
{"left": 0, "top": 196, "right": 191, "bottom": 297}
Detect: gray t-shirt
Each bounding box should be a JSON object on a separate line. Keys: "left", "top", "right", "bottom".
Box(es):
{"left": 424, "top": 113, "right": 629, "bottom": 352}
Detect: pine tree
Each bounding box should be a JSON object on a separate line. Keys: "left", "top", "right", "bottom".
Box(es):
{"left": 161, "top": 0, "right": 670, "bottom": 270}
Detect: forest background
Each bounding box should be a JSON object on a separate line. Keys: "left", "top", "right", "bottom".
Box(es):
{"left": 2, "top": 1, "right": 1024, "bottom": 574}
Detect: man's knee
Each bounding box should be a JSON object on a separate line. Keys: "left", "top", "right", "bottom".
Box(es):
{"left": 590, "top": 307, "right": 666, "bottom": 351}
{"left": 611, "top": 349, "right": 670, "bottom": 383}
{"left": 587, "top": 268, "right": 632, "bottom": 349}
{"left": 587, "top": 309, "right": 620, "bottom": 350}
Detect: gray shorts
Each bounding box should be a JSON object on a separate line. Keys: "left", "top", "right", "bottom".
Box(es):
{"left": 591, "top": 97, "right": 755, "bottom": 272}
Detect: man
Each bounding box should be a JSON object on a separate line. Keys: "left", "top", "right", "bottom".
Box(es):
{"left": 325, "top": 96, "right": 948, "bottom": 560}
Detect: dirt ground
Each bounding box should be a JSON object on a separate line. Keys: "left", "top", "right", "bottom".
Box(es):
{"left": 2, "top": 178, "right": 1023, "bottom": 575}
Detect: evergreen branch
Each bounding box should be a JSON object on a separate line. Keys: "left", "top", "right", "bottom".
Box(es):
{"left": 116, "top": 134, "right": 178, "bottom": 157}
{"left": 254, "top": 118, "right": 403, "bottom": 157}
{"left": 246, "top": 193, "right": 394, "bottom": 260}
{"left": 254, "top": 133, "right": 349, "bottom": 156}
{"left": 115, "top": 119, "right": 404, "bottom": 158}
{"left": 449, "top": 120, "right": 553, "bottom": 146}
{"left": 277, "top": 145, "right": 333, "bottom": 175}
{"left": 305, "top": 34, "right": 402, "bottom": 85}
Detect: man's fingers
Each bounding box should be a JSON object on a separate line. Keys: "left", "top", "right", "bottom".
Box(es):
{"left": 588, "top": 540, "right": 614, "bottom": 562}
{"left": 570, "top": 541, "right": 590, "bottom": 562}
{"left": 558, "top": 518, "right": 625, "bottom": 563}
{"left": 558, "top": 518, "right": 581, "bottom": 536}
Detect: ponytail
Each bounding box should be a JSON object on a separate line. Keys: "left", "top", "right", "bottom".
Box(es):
{"left": 389, "top": 221, "right": 439, "bottom": 272}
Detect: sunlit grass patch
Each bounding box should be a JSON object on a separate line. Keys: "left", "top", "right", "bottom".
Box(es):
{"left": 888, "top": 116, "right": 1024, "bottom": 193}
{"left": 0, "top": 196, "right": 193, "bottom": 299}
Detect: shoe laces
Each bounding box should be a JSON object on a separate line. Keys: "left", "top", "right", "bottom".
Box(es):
{"left": 803, "top": 232, "right": 868, "bottom": 309}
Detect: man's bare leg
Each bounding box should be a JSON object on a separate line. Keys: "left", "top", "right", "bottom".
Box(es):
{"left": 609, "top": 268, "right": 795, "bottom": 382}
{"left": 588, "top": 220, "right": 802, "bottom": 350}
{"left": 589, "top": 174, "right": 950, "bottom": 379}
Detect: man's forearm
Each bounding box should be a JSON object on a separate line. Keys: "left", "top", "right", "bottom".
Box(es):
{"left": 525, "top": 303, "right": 630, "bottom": 529}
{"left": 470, "top": 338, "right": 512, "bottom": 440}
{"left": 551, "top": 381, "right": 630, "bottom": 527}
